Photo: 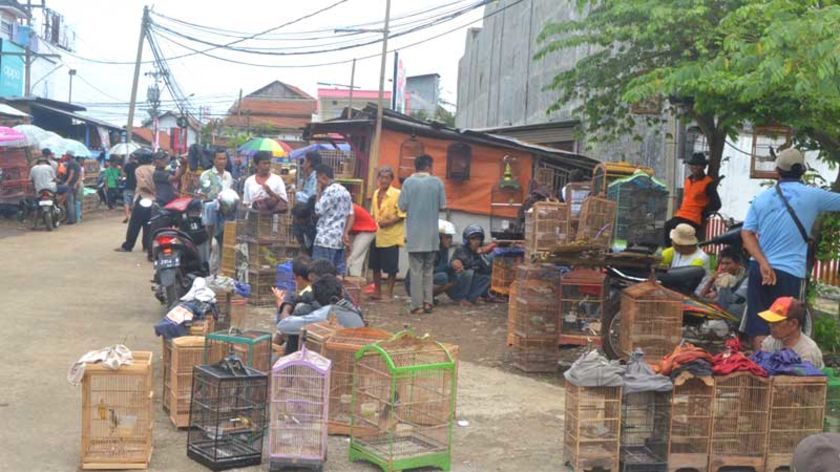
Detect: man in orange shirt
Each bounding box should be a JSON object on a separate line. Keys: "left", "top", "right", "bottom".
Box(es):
{"left": 664, "top": 152, "right": 720, "bottom": 246}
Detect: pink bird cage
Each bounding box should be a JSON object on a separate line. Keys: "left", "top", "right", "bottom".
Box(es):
{"left": 269, "top": 345, "right": 331, "bottom": 472}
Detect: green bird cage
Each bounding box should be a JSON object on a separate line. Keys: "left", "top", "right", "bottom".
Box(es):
{"left": 349, "top": 331, "right": 457, "bottom": 472}
{"left": 204, "top": 330, "right": 273, "bottom": 373}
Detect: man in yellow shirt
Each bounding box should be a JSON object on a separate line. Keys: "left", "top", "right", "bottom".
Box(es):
{"left": 660, "top": 223, "right": 710, "bottom": 273}
{"left": 370, "top": 166, "right": 406, "bottom": 299}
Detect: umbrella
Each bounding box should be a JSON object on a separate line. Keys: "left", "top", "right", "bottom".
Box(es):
{"left": 13, "top": 124, "right": 49, "bottom": 147}
{"left": 39, "top": 136, "right": 67, "bottom": 155}
{"left": 109, "top": 142, "right": 141, "bottom": 156}
{"left": 63, "top": 139, "right": 93, "bottom": 158}
{"left": 0, "top": 126, "right": 28, "bottom": 147}
{"left": 238, "top": 137, "right": 289, "bottom": 158}
{"left": 289, "top": 142, "right": 350, "bottom": 160}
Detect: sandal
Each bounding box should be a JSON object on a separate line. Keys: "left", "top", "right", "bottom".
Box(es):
{"left": 410, "top": 307, "right": 424, "bottom": 315}
{"left": 423, "top": 304, "right": 433, "bottom": 314}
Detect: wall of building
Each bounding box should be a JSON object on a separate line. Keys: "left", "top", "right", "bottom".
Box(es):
{"left": 406, "top": 75, "right": 440, "bottom": 117}
{"left": 159, "top": 114, "right": 198, "bottom": 148}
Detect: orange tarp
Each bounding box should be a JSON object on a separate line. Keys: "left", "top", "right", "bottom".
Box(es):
{"left": 377, "top": 129, "right": 532, "bottom": 217}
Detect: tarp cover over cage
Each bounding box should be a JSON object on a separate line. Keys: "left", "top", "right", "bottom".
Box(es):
{"left": 607, "top": 171, "right": 668, "bottom": 250}
{"left": 350, "top": 331, "right": 457, "bottom": 472}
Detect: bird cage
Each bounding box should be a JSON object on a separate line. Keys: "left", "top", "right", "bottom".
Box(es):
{"left": 323, "top": 326, "right": 391, "bottom": 435}
{"left": 187, "top": 355, "right": 269, "bottom": 471}
{"left": 320, "top": 148, "right": 357, "bottom": 179}
{"left": 337, "top": 178, "right": 365, "bottom": 205}
{"left": 80, "top": 351, "right": 153, "bottom": 470}
{"left": 559, "top": 268, "right": 607, "bottom": 347}
{"left": 619, "top": 281, "right": 683, "bottom": 360}
{"left": 350, "top": 331, "right": 457, "bottom": 472}
{"left": 765, "top": 376, "right": 827, "bottom": 472}
{"left": 607, "top": 172, "right": 668, "bottom": 250}
{"left": 506, "top": 281, "right": 518, "bottom": 347}
{"left": 205, "top": 330, "right": 273, "bottom": 373}
{"left": 188, "top": 316, "right": 215, "bottom": 336}
{"left": 445, "top": 142, "right": 471, "bottom": 181}
{"left": 826, "top": 367, "right": 840, "bottom": 432}
{"left": 342, "top": 276, "right": 365, "bottom": 307}
{"left": 591, "top": 162, "right": 655, "bottom": 196}
{"left": 220, "top": 220, "right": 238, "bottom": 277}
{"left": 302, "top": 321, "right": 340, "bottom": 356}
{"left": 238, "top": 240, "right": 297, "bottom": 274}
{"left": 621, "top": 391, "right": 671, "bottom": 472}
{"left": 244, "top": 270, "right": 278, "bottom": 307}
{"left": 398, "top": 135, "right": 424, "bottom": 182}
{"left": 490, "top": 254, "right": 523, "bottom": 297}
{"left": 169, "top": 336, "right": 206, "bottom": 429}
{"left": 576, "top": 196, "right": 617, "bottom": 249}
{"left": 524, "top": 201, "right": 569, "bottom": 257}
{"left": 214, "top": 292, "right": 247, "bottom": 332}
{"left": 563, "top": 382, "right": 622, "bottom": 472}
{"left": 709, "top": 372, "right": 771, "bottom": 472}
{"left": 511, "top": 264, "right": 564, "bottom": 372}
{"left": 269, "top": 346, "right": 331, "bottom": 472}
{"left": 490, "top": 157, "right": 525, "bottom": 241}
{"left": 750, "top": 125, "right": 793, "bottom": 179}
{"left": 564, "top": 181, "right": 592, "bottom": 239}
{"left": 238, "top": 210, "right": 295, "bottom": 245}
{"left": 668, "top": 376, "right": 713, "bottom": 472}
{"left": 162, "top": 338, "right": 172, "bottom": 414}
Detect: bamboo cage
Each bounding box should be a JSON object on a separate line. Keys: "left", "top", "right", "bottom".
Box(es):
{"left": 576, "top": 196, "right": 617, "bottom": 249}
{"left": 765, "top": 376, "right": 827, "bottom": 472}
{"left": 591, "top": 162, "right": 654, "bottom": 196}
{"left": 506, "top": 281, "right": 518, "bottom": 346}
{"left": 620, "top": 391, "right": 670, "bottom": 472}
{"left": 205, "top": 330, "right": 273, "bottom": 373}
{"left": 188, "top": 316, "right": 215, "bottom": 336}
{"left": 323, "top": 326, "right": 392, "bottom": 435}
{"left": 168, "top": 336, "right": 205, "bottom": 429}
{"left": 558, "top": 268, "right": 607, "bottom": 347}
{"left": 237, "top": 241, "right": 298, "bottom": 275}
{"left": 490, "top": 255, "right": 523, "bottom": 297}
{"left": 709, "top": 373, "right": 771, "bottom": 472}
{"left": 826, "top": 367, "right": 840, "bottom": 432}
{"left": 607, "top": 172, "right": 668, "bottom": 250}
{"left": 220, "top": 220, "right": 238, "bottom": 278}
{"left": 162, "top": 338, "right": 171, "bottom": 414}
{"left": 238, "top": 210, "right": 296, "bottom": 245}
{"left": 80, "top": 351, "right": 153, "bottom": 470}
{"left": 619, "top": 281, "right": 683, "bottom": 360}
{"left": 350, "top": 332, "right": 457, "bottom": 472}
{"left": 320, "top": 148, "right": 357, "bottom": 179}
{"left": 524, "top": 201, "right": 569, "bottom": 257}
{"left": 243, "top": 270, "right": 277, "bottom": 307}
{"left": 342, "top": 276, "right": 365, "bottom": 307}
{"left": 667, "top": 376, "right": 713, "bottom": 472}
{"left": 564, "top": 181, "right": 592, "bottom": 239}
{"left": 302, "top": 321, "right": 340, "bottom": 356}
{"left": 563, "top": 382, "right": 622, "bottom": 472}
{"left": 213, "top": 292, "right": 247, "bottom": 332}
{"left": 510, "top": 264, "right": 564, "bottom": 372}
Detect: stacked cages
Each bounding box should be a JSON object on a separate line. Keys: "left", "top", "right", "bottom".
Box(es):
{"left": 709, "top": 373, "right": 771, "bottom": 472}
{"left": 169, "top": 336, "right": 206, "bottom": 428}
{"left": 212, "top": 291, "right": 247, "bottom": 332}
{"left": 524, "top": 201, "right": 569, "bottom": 258}
{"left": 220, "top": 220, "right": 238, "bottom": 278}
{"left": 826, "top": 367, "right": 840, "bottom": 432}
{"left": 564, "top": 182, "right": 592, "bottom": 238}
{"left": 323, "top": 327, "right": 392, "bottom": 435}
{"left": 350, "top": 332, "right": 457, "bottom": 472}
{"left": 558, "top": 268, "right": 607, "bottom": 347}
{"left": 320, "top": 148, "right": 357, "bottom": 180}
{"left": 506, "top": 281, "right": 518, "bottom": 346}
{"left": 187, "top": 357, "right": 269, "bottom": 470}
{"left": 576, "top": 196, "right": 618, "bottom": 249}
{"left": 563, "top": 382, "right": 622, "bottom": 472}
{"left": 162, "top": 338, "right": 172, "bottom": 414}
{"left": 205, "top": 330, "right": 273, "bottom": 373}
{"left": 667, "top": 376, "right": 714, "bottom": 472}
{"left": 765, "top": 376, "right": 827, "bottom": 472}
{"left": 490, "top": 255, "right": 523, "bottom": 297}
{"left": 510, "top": 264, "right": 564, "bottom": 372}
{"left": 269, "top": 347, "right": 331, "bottom": 472}
{"left": 303, "top": 321, "right": 340, "bottom": 356}
{"left": 607, "top": 173, "right": 668, "bottom": 250}
{"left": 80, "top": 351, "right": 153, "bottom": 470}
{"left": 619, "top": 282, "right": 683, "bottom": 360}
{"left": 237, "top": 210, "right": 297, "bottom": 306}
{"left": 620, "top": 391, "right": 671, "bottom": 472}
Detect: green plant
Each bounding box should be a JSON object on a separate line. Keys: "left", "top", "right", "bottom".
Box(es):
{"left": 814, "top": 313, "right": 840, "bottom": 354}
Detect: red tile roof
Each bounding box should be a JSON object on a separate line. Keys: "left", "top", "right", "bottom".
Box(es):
{"left": 132, "top": 128, "right": 172, "bottom": 151}
{"left": 318, "top": 88, "right": 392, "bottom": 100}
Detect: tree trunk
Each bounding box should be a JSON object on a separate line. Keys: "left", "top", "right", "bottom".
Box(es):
{"left": 691, "top": 113, "right": 725, "bottom": 180}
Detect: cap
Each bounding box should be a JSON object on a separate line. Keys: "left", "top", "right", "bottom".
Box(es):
{"left": 686, "top": 152, "right": 708, "bottom": 166}
{"left": 669, "top": 223, "right": 698, "bottom": 246}
{"left": 758, "top": 296, "right": 797, "bottom": 323}
{"left": 792, "top": 433, "right": 840, "bottom": 472}
{"left": 775, "top": 148, "right": 805, "bottom": 171}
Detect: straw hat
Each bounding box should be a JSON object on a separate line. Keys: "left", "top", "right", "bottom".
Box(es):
{"left": 670, "top": 223, "right": 698, "bottom": 246}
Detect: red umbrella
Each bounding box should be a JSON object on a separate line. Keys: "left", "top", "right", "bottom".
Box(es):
{"left": 272, "top": 139, "right": 293, "bottom": 154}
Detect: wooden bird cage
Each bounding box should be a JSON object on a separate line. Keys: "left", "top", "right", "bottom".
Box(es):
{"left": 576, "top": 196, "right": 617, "bottom": 250}
{"left": 765, "top": 376, "right": 827, "bottom": 472}
{"left": 220, "top": 220, "right": 238, "bottom": 278}
{"left": 342, "top": 276, "right": 365, "bottom": 307}
{"left": 490, "top": 254, "right": 523, "bottom": 297}
{"left": 709, "top": 373, "right": 771, "bottom": 472}
{"left": 490, "top": 185, "right": 524, "bottom": 241}
{"left": 350, "top": 332, "right": 457, "bottom": 472}
{"left": 563, "top": 382, "right": 622, "bottom": 472}
{"left": 269, "top": 346, "right": 331, "bottom": 471}
{"left": 445, "top": 142, "right": 471, "bottom": 181}
{"left": 188, "top": 316, "right": 215, "bottom": 337}
{"left": 506, "top": 281, "right": 518, "bottom": 347}
{"left": 187, "top": 356, "right": 268, "bottom": 471}
{"left": 564, "top": 181, "right": 592, "bottom": 239}
{"left": 750, "top": 125, "right": 794, "bottom": 179}
{"left": 826, "top": 367, "right": 840, "bottom": 432}
{"left": 237, "top": 210, "right": 295, "bottom": 245}
{"left": 80, "top": 351, "right": 153, "bottom": 470}
{"left": 668, "top": 375, "right": 713, "bottom": 472}
{"left": 398, "top": 136, "right": 424, "bottom": 182}
{"left": 205, "top": 330, "right": 273, "bottom": 373}
{"left": 619, "top": 281, "right": 683, "bottom": 360}
{"left": 243, "top": 270, "right": 278, "bottom": 308}
{"left": 302, "top": 321, "right": 340, "bottom": 356}
{"left": 510, "top": 264, "right": 564, "bottom": 372}
{"left": 323, "top": 326, "right": 392, "bottom": 435}
{"left": 620, "top": 390, "right": 670, "bottom": 472}
{"left": 337, "top": 177, "right": 365, "bottom": 205}
{"left": 162, "top": 338, "right": 172, "bottom": 414}
{"left": 607, "top": 172, "right": 668, "bottom": 250}
{"left": 319, "top": 148, "right": 358, "bottom": 180}
{"left": 591, "top": 162, "right": 655, "bottom": 196}
{"left": 213, "top": 291, "right": 247, "bottom": 332}
{"left": 168, "top": 336, "right": 205, "bottom": 429}
{"left": 559, "top": 268, "right": 607, "bottom": 347}
{"left": 237, "top": 240, "right": 297, "bottom": 275}
{"left": 524, "top": 201, "right": 569, "bottom": 257}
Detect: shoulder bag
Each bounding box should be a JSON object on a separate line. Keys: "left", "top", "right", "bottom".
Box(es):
{"left": 774, "top": 183, "right": 815, "bottom": 273}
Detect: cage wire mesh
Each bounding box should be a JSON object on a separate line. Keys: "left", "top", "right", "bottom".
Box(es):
{"left": 510, "top": 264, "right": 564, "bottom": 372}
{"left": 563, "top": 382, "right": 622, "bottom": 472}
{"left": 81, "top": 351, "right": 153, "bottom": 470}
{"left": 269, "top": 347, "right": 331, "bottom": 470}
{"left": 490, "top": 255, "right": 523, "bottom": 297}
{"left": 827, "top": 367, "right": 840, "bottom": 432}
{"left": 524, "top": 201, "right": 569, "bottom": 256}
{"left": 506, "top": 281, "right": 518, "bottom": 347}
{"left": 765, "top": 376, "right": 827, "bottom": 472}
{"left": 576, "top": 196, "right": 617, "bottom": 249}
{"left": 319, "top": 148, "right": 357, "bottom": 179}
{"left": 187, "top": 357, "right": 269, "bottom": 470}
{"left": 303, "top": 321, "right": 340, "bottom": 356}
{"left": 169, "top": 336, "right": 205, "bottom": 428}
{"left": 237, "top": 210, "right": 296, "bottom": 245}
{"left": 162, "top": 338, "right": 172, "bottom": 414}
{"left": 709, "top": 373, "right": 771, "bottom": 472}
{"left": 607, "top": 173, "right": 668, "bottom": 250}
{"left": 667, "top": 376, "right": 713, "bottom": 472}
{"left": 205, "top": 330, "right": 273, "bottom": 373}
{"left": 350, "top": 332, "right": 456, "bottom": 472}
{"left": 237, "top": 241, "right": 298, "bottom": 274}
{"left": 564, "top": 181, "right": 592, "bottom": 239}
{"left": 242, "top": 270, "right": 278, "bottom": 307}
{"left": 212, "top": 291, "right": 247, "bottom": 332}
{"left": 620, "top": 391, "right": 670, "bottom": 472}
{"left": 559, "top": 268, "right": 607, "bottom": 346}
{"left": 619, "top": 281, "right": 683, "bottom": 360}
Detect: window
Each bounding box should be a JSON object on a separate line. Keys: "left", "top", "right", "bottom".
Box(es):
{"left": 446, "top": 142, "right": 471, "bottom": 180}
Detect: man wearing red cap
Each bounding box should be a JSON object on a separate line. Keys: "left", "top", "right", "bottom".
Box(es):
{"left": 758, "top": 296, "right": 824, "bottom": 368}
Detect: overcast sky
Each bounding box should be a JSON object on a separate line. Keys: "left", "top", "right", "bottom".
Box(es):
{"left": 34, "top": 0, "right": 486, "bottom": 126}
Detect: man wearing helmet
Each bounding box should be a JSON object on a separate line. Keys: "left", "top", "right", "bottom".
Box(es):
{"left": 449, "top": 224, "right": 499, "bottom": 305}
{"left": 198, "top": 149, "right": 234, "bottom": 247}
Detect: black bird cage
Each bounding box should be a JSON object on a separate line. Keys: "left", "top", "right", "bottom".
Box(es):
{"left": 446, "top": 142, "right": 471, "bottom": 180}
{"left": 187, "top": 355, "right": 269, "bottom": 471}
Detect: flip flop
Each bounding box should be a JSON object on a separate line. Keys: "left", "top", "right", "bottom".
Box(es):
{"left": 423, "top": 304, "right": 433, "bottom": 314}
{"left": 410, "top": 307, "right": 424, "bottom": 315}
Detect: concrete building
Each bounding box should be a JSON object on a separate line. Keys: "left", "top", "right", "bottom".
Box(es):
{"left": 405, "top": 73, "right": 440, "bottom": 117}
{"left": 226, "top": 81, "right": 317, "bottom": 147}
{"left": 318, "top": 88, "right": 391, "bottom": 122}
{"left": 143, "top": 110, "right": 200, "bottom": 152}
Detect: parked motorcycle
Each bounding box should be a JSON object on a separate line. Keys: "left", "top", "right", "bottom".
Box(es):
{"left": 20, "top": 189, "right": 65, "bottom": 231}
{"left": 150, "top": 197, "right": 210, "bottom": 307}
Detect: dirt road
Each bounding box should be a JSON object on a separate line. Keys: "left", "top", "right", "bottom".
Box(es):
{"left": 0, "top": 216, "right": 566, "bottom": 471}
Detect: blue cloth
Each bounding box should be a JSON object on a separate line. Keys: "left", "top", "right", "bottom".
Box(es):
{"left": 492, "top": 247, "right": 525, "bottom": 257}
{"left": 744, "top": 260, "right": 803, "bottom": 337}
{"left": 750, "top": 348, "right": 825, "bottom": 377}
{"left": 447, "top": 269, "right": 491, "bottom": 302}
{"left": 312, "top": 245, "right": 346, "bottom": 275}
{"left": 743, "top": 180, "right": 840, "bottom": 278}
{"left": 288, "top": 143, "right": 351, "bottom": 160}
{"left": 154, "top": 318, "right": 187, "bottom": 339}
{"left": 234, "top": 281, "right": 251, "bottom": 297}
{"left": 275, "top": 261, "right": 296, "bottom": 292}
{"left": 296, "top": 172, "right": 317, "bottom": 205}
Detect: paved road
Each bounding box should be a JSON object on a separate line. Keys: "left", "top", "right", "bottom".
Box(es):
{"left": 0, "top": 216, "right": 565, "bottom": 471}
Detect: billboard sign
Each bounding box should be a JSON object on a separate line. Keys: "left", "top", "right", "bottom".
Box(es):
{"left": 0, "top": 39, "right": 24, "bottom": 97}
{"left": 393, "top": 52, "right": 406, "bottom": 113}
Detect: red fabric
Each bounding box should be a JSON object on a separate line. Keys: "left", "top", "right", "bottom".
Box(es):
{"left": 655, "top": 343, "right": 715, "bottom": 375}
{"left": 710, "top": 338, "right": 768, "bottom": 377}
{"left": 351, "top": 204, "right": 377, "bottom": 233}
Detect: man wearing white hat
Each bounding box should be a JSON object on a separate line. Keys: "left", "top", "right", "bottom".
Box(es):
{"left": 742, "top": 148, "right": 840, "bottom": 349}
{"left": 661, "top": 223, "right": 711, "bottom": 273}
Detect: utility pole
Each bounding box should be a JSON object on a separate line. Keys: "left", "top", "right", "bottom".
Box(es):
{"left": 126, "top": 6, "right": 149, "bottom": 142}
{"left": 24, "top": 0, "right": 32, "bottom": 95}
{"left": 145, "top": 70, "right": 163, "bottom": 151}
{"left": 348, "top": 58, "right": 356, "bottom": 116}
{"left": 368, "top": 0, "right": 391, "bottom": 196}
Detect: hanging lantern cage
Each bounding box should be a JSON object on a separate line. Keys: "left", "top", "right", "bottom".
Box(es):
{"left": 398, "top": 135, "right": 425, "bottom": 182}
{"left": 607, "top": 172, "right": 668, "bottom": 250}
{"left": 445, "top": 142, "right": 471, "bottom": 181}
{"left": 490, "top": 156, "right": 525, "bottom": 240}
{"left": 750, "top": 125, "right": 794, "bottom": 179}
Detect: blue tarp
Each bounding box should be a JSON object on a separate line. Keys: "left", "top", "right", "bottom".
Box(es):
{"left": 289, "top": 142, "right": 350, "bottom": 161}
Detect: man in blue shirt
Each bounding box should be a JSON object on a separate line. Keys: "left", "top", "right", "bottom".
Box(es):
{"left": 292, "top": 151, "right": 321, "bottom": 253}
{"left": 741, "top": 148, "right": 840, "bottom": 349}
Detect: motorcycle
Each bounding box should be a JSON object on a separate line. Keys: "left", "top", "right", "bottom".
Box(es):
{"left": 150, "top": 197, "right": 210, "bottom": 307}
{"left": 21, "top": 189, "right": 65, "bottom": 231}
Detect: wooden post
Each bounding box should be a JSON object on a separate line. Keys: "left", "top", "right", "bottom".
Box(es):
{"left": 126, "top": 6, "right": 149, "bottom": 142}
{"left": 367, "top": 0, "right": 392, "bottom": 197}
